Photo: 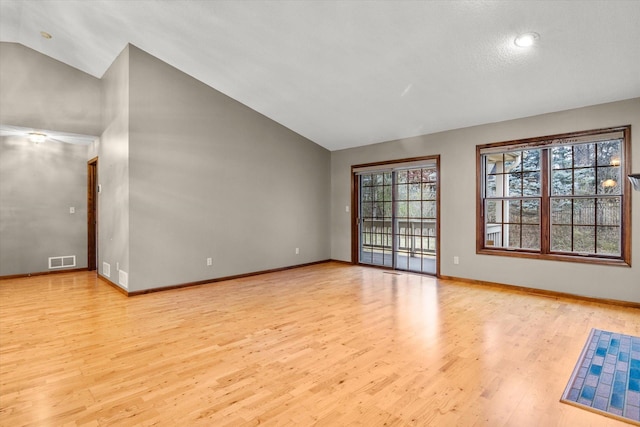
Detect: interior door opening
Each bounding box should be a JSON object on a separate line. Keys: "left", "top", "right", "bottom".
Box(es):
{"left": 352, "top": 157, "right": 440, "bottom": 276}
{"left": 87, "top": 157, "right": 98, "bottom": 271}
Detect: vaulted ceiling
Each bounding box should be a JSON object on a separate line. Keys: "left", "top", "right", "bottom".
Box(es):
{"left": 1, "top": 0, "right": 639, "bottom": 151}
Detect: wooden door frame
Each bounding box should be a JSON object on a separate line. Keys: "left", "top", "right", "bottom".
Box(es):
{"left": 350, "top": 155, "right": 441, "bottom": 277}
{"left": 88, "top": 157, "right": 98, "bottom": 271}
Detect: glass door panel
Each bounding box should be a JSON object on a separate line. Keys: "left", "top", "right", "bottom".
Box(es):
{"left": 358, "top": 165, "right": 438, "bottom": 275}
{"left": 394, "top": 167, "right": 437, "bottom": 274}
{"left": 359, "top": 172, "right": 393, "bottom": 267}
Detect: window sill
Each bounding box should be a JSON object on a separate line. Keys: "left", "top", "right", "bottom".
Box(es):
{"left": 477, "top": 248, "right": 631, "bottom": 267}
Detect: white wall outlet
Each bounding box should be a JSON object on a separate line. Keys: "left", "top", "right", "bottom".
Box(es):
{"left": 453, "top": 256, "right": 460, "bottom": 265}
{"left": 69, "top": 207, "right": 75, "bottom": 214}
{"left": 295, "top": 248, "right": 300, "bottom": 255}
{"left": 206, "top": 257, "right": 212, "bottom": 266}
{"left": 345, "top": 205, "right": 350, "bottom": 212}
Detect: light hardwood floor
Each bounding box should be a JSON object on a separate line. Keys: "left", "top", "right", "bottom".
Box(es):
{"left": 1, "top": 262, "right": 638, "bottom": 426}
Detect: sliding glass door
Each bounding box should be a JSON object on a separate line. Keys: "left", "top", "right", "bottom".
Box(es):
{"left": 359, "top": 171, "right": 394, "bottom": 267}
{"left": 356, "top": 159, "right": 439, "bottom": 275}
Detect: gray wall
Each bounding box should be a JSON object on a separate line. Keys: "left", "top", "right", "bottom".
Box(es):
{"left": 0, "top": 136, "right": 88, "bottom": 275}
{"left": 0, "top": 42, "right": 101, "bottom": 276}
{"left": 0, "top": 42, "right": 101, "bottom": 136}
{"left": 121, "top": 45, "right": 330, "bottom": 291}
{"left": 97, "top": 46, "right": 130, "bottom": 285}
{"left": 331, "top": 98, "right": 640, "bottom": 303}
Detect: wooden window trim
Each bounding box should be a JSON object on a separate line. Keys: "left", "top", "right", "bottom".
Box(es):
{"left": 476, "top": 125, "right": 632, "bottom": 267}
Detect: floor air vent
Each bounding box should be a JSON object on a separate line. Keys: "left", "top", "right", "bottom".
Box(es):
{"left": 48, "top": 255, "right": 76, "bottom": 269}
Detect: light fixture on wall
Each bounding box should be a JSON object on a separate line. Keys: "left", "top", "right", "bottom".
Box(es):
{"left": 602, "top": 179, "right": 617, "bottom": 188}
{"left": 629, "top": 174, "right": 640, "bottom": 192}
{"left": 28, "top": 132, "right": 47, "bottom": 144}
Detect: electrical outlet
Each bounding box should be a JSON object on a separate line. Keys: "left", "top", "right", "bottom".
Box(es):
{"left": 69, "top": 207, "right": 75, "bottom": 214}
{"left": 295, "top": 248, "right": 300, "bottom": 255}
{"left": 345, "top": 205, "right": 350, "bottom": 212}
{"left": 453, "top": 256, "right": 459, "bottom": 265}
{"left": 206, "top": 257, "right": 212, "bottom": 266}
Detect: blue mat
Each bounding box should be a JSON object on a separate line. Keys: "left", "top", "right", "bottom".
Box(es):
{"left": 561, "top": 328, "right": 640, "bottom": 425}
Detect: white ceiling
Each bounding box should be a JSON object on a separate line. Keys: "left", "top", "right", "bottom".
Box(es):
{"left": 1, "top": 1, "right": 639, "bottom": 151}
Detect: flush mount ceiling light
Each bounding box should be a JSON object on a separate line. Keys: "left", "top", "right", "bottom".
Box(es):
{"left": 28, "top": 132, "right": 47, "bottom": 143}
{"left": 514, "top": 32, "right": 539, "bottom": 47}
{"left": 40, "top": 31, "right": 52, "bottom": 39}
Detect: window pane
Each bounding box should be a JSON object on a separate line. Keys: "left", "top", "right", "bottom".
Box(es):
{"left": 408, "top": 183, "right": 421, "bottom": 200}
{"left": 422, "top": 201, "right": 436, "bottom": 219}
{"left": 486, "top": 174, "right": 498, "bottom": 197}
{"left": 551, "top": 169, "right": 573, "bottom": 196}
{"left": 408, "top": 201, "right": 421, "bottom": 217}
{"left": 574, "top": 168, "right": 595, "bottom": 195}
{"left": 552, "top": 146, "right": 572, "bottom": 169}
{"left": 573, "top": 198, "right": 595, "bottom": 225}
{"left": 507, "top": 200, "right": 521, "bottom": 223}
{"left": 574, "top": 144, "right": 595, "bottom": 167}
{"left": 423, "top": 168, "right": 437, "bottom": 182}
{"left": 422, "top": 183, "right": 436, "bottom": 200}
{"left": 397, "top": 170, "right": 407, "bottom": 184}
{"left": 597, "top": 198, "right": 620, "bottom": 226}
{"left": 596, "top": 140, "right": 621, "bottom": 167}
{"left": 522, "top": 172, "right": 541, "bottom": 196}
{"left": 507, "top": 224, "right": 521, "bottom": 248}
{"left": 485, "top": 155, "right": 498, "bottom": 175}
{"left": 551, "top": 198, "right": 572, "bottom": 225}
{"left": 522, "top": 225, "right": 540, "bottom": 249}
{"left": 486, "top": 224, "right": 502, "bottom": 247}
{"left": 486, "top": 200, "right": 501, "bottom": 223}
{"left": 383, "top": 202, "right": 392, "bottom": 218}
{"left": 383, "top": 172, "right": 392, "bottom": 185}
{"left": 522, "top": 149, "right": 540, "bottom": 171}
{"left": 504, "top": 152, "right": 522, "bottom": 172}
{"left": 597, "top": 166, "right": 621, "bottom": 195}
{"left": 522, "top": 200, "right": 540, "bottom": 224}
{"left": 396, "top": 201, "right": 408, "bottom": 217}
{"left": 507, "top": 173, "right": 522, "bottom": 196}
{"left": 597, "top": 226, "right": 620, "bottom": 255}
{"left": 383, "top": 185, "right": 392, "bottom": 201}
{"left": 551, "top": 224, "right": 572, "bottom": 252}
{"left": 361, "top": 185, "right": 371, "bottom": 202}
{"left": 362, "top": 174, "right": 372, "bottom": 187}
{"left": 396, "top": 183, "right": 408, "bottom": 200}
{"left": 574, "top": 226, "right": 595, "bottom": 253}
{"left": 362, "top": 202, "right": 373, "bottom": 217}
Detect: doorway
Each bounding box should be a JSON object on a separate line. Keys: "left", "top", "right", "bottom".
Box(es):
{"left": 87, "top": 157, "right": 98, "bottom": 271}
{"left": 352, "top": 156, "right": 440, "bottom": 275}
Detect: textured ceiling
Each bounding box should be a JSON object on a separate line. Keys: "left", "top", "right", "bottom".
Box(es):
{"left": 1, "top": 0, "right": 639, "bottom": 151}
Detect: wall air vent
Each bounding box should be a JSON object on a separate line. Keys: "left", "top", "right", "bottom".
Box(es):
{"left": 119, "top": 270, "right": 128, "bottom": 289}
{"left": 103, "top": 262, "right": 111, "bottom": 278}
{"left": 48, "top": 255, "right": 76, "bottom": 269}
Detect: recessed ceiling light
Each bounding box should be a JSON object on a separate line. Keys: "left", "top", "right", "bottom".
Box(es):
{"left": 40, "top": 31, "right": 52, "bottom": 39}
{"left": 514, "top": 32, "right": 539, "bottom": 47}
